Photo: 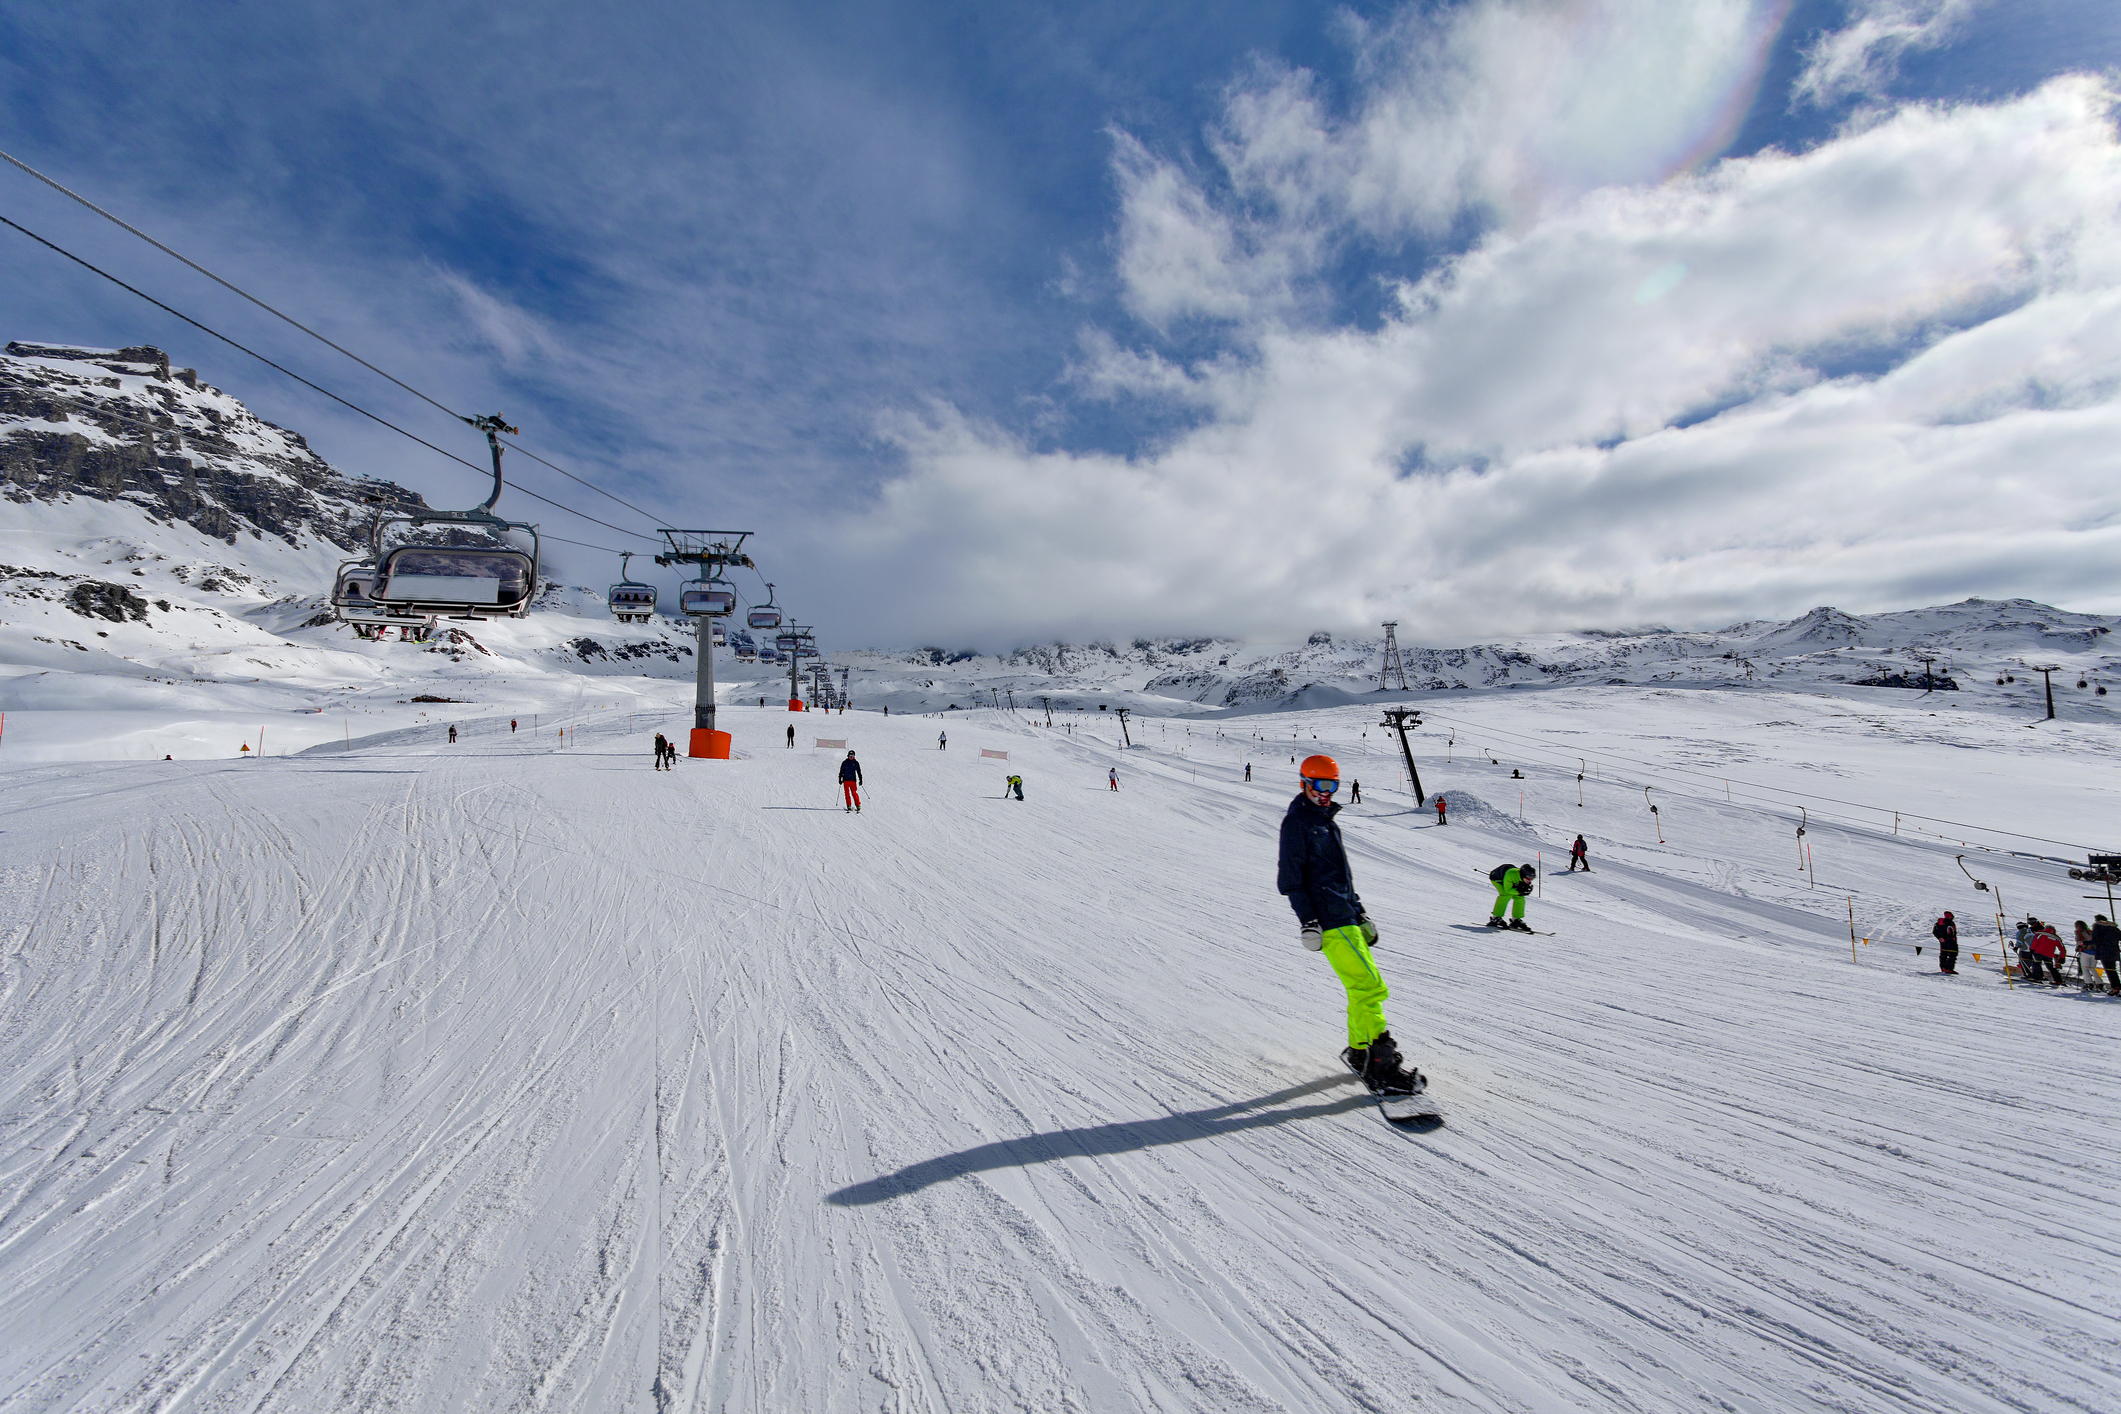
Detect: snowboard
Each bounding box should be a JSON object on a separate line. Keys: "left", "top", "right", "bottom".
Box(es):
{"left": 1379, "top": 1090, "right": 1444, "bottom": 1125}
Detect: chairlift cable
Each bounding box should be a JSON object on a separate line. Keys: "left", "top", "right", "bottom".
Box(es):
{"left": 1, "top": 151, "right": 665, "bottom": 528}
{"left": 0, "top": 212, "right": 659, "bottom": 545}
{"left": 1, "top": 146, "right": 463, "bottom": 423}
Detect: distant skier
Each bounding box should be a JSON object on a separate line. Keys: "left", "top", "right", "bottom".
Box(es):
{"left": 447, "top": 724, "right": 458, "bottom": 744}
{"left": 653, "top": 733, "right": 670, "bottom": 770}
{"left": 1486, "top": 862, "right": 1535, "bottom": 931}
{"left": 1349, "top": 780, "right": 1362, "bottom": 804}
{"left": 1931, "top": 911, "right": 1957, "bottom": 973}
{"left": 1244, "top": 763, "right": 1252, "bottom": 782}
{"left": 2091, "top": 914, "right": 2121, "bottom": 994}
{"left": 939, "top": 730, "right": 948, "bottom": 750}
{"left": 839, "top": 750, "right": 863, "bottom": 812}
{"left": 1510, "top": 768, "right": 1522, "bottom": 779}
{"left": 511, "top": 718, "right": 517, "bottom": 732}
{"left": 1108, "top": 767, "right": 1119, "bottom": 791}
{"left": 1277, "top": 754, "right": 1422, "bottom": 1098}
{"left": 1433, "top": 794, "right": 1447, "bottom": 826}
{"left": 1568, "top": 835, "right": 1590, "bottom": 872}
{"left": 787, "top": 724, "right": 795, "bottom": 749}
{"left": 1007, "top": 773, "right": 1024, "bottom": 800}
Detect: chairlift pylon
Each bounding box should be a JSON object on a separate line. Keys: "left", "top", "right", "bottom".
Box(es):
{"left": 608, "top": 551, "right": 658, "bottom": 622}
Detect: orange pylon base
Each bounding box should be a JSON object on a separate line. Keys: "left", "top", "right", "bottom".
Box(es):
{"left": 788, "top": 699, "right": 804, "bottom": 711}
{"left": 689, "top": 728, "right": 731, "bottom": 759}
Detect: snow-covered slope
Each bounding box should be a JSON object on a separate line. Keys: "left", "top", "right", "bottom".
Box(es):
{"left": 1, "top": 689, "right": 2115, "bottom": 1411}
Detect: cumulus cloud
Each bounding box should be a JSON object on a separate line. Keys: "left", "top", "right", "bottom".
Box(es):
{"left": 1794, "top": 1, "right": 1977, "bottom": 107}
{"left": 809, "top": 71, "right": 2121, "bottom": 647}
{"left": 1111, "top": 1, "right": 1787, "bottom": 325}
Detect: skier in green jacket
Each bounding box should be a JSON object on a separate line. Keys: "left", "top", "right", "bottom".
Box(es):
{"left": 1485, "top": 862, "right": 1535, "bottom": 932}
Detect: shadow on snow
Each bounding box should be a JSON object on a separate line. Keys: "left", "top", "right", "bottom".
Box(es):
{"left": 828, "top": 1074, "right": 1372, "bottom": 1206}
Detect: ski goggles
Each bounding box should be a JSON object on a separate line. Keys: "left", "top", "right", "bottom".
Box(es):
{"left": 1302, "top": 776, "right": 1340, "bottom": 794}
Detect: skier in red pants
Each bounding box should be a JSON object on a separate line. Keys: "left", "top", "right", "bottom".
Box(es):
{"left": 840, "top": 750, "right": 863, "bottom": 812}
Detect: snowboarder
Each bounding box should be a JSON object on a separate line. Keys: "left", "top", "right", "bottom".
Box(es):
{"left": 1568, "top": 835, "right": 1590, "bottom": 871}
{"left": 1510, "top": 768, "right": 1522, "bottom": 779}
{"left": 1276, "top": 754, "right": 1423, "bottom": 1098}
{"left": 1433, "top": 794, "right": 1447, "bottom": 826}
{"left": 839, "top": 750, "right": 863, "bottom": 812}
{"left": 1006, "top": 774, "right": 1024, "bottom": 800}
{"left": 2091, "top": 914, "right": 2121, "bottom": 994}
{"left": 1931, "top": 911, "right": 1958, "bottom": 973}
{"left": 1486, "top": 863, "right": 1535, "bottom": 931}
{"left": 447, "top": 724, "right": 458, "bottom": 744}
{"left": 1349, "top": 780, "right": 1362, "bottom": 804}
{"left": 786, "top": 724, "right": 795, "bottom": 748}
{"left": 1108, "top": 767, "right": 1119, "bottom": 791}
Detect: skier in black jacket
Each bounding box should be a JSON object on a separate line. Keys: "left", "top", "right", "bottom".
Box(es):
{"left": 839, "top": 750, "right": 863, "bottom": 812}
{"left": 1931, "top": 911, "right": 1959, "bottom": 974}
{"left": 1277, "top": 754, "right": 1422, "bottom": 1096}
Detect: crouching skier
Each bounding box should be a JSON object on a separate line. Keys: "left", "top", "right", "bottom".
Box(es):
{"left": 1278, "top": 754, "right": 1424, "bottom": 1098}
{"left": 1487, "top": 862, "right": 1535, "bottom": 931}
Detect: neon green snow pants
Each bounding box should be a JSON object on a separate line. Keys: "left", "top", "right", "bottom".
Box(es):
{"left": 1491, "top": 881, "right": 1526, "bottom": 921}
{"left": 1319, "top": 924, "right": 1389, "bottom": 1048}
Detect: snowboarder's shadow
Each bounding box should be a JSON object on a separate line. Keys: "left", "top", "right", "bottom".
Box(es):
{"left": 828, "top": 1074, "right": 1376, "bottom": 1206}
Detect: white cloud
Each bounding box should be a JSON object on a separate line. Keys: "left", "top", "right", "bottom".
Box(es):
{"left": 1795, "top": 1, "right": 1977, "bottom": 107}
{"left": 808, "top": 74, "right": 2121, "bottom": 647}
{"left": 1111, "top": 1, "right": 1787, "bottom": 325}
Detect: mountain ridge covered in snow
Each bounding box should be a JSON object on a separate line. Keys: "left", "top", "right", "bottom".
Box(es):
{"left": 3, "top": 341, "right": 2118, "bottom": 755}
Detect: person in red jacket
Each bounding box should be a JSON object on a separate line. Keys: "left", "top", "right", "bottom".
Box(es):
{"left": 1433, "top": 794, "right": 1447, "bottom": 826}
{"left": 2029, "top": 919, "right": 2065, "bottom": 984}
{"left": 839, "top": 750, "right": 863, "bottom": 813}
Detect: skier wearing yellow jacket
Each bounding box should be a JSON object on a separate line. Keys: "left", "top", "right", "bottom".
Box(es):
{"left": 1277, "top": 754, "right": 1424, "bottom": 1097}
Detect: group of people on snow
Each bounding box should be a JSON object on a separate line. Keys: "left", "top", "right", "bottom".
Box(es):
{"left": 1955, "top": 912, "right": 2121, "bottom": 993}
{"left": 651, "top": 733, "right": 677, "bottom": 770}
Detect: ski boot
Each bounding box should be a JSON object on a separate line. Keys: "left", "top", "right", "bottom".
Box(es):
{"left": 1355, "top": 1031, "right": 1425, "bottom": 1096}
{"left": 1485, "top": 916, "right": 1509, "bottom": 929}
{"left": 1507, "top": 918, "right": 1533, "bottom": 933}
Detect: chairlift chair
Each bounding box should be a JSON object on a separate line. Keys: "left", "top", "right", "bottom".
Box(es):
{"left": 364, "top": 413, "right": 541, "bottom": 622}
{"left": 679, "top": 576, "right": 737, "bottom": 616}
{"left": 774, "top": 630, "right": 803, "bottom": 652}
{"left": 608, "top": 551, "right": 658, "bottom": 623}
{"left": 332, "top": 556, "right": 439, "bottom": 639}
{"left": 748, "top": 583, "right": 783, "bottom": 631}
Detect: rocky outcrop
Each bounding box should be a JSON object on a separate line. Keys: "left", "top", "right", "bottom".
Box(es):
{"left": 1, "top": 342, "right": 426, "bottom": 550}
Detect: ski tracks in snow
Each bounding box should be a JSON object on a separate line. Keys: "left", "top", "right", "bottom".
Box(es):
{"left": 0, "top": 709, "right": 2116, "bottom": 1411}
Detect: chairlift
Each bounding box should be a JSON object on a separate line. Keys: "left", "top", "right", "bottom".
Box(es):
{"left": 679, "top": 575, "right": 737, "bottom": 616}
{"left": 774, "top": 630, "right": 803, "bottom": 652}
{"left": 711, "top": 623, "right": 727, "bottom": 647}
{"left": 748, "top": 583, "right": 783, "bottom": 631}
{"left": 332, "top": 557, "right": 438, "bottom": 639}
{"left": 759, "top": 646, "right": 783, "bottom": 663}
{"left": 608, "top": 552, "right": 657, "bottom": 622}
{"left": 366, "top": 415, "right": 541, "bottom": 621}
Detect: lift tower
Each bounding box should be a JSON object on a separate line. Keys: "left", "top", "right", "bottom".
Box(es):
{"left": 1379, "top": 705, "right": 1426, "bottom": 805}
{"left": 655, "top": 530, "right": 753, "bottom": 758}
{"left": 1379, "top": 622, "right": 1409, "bottom": 692}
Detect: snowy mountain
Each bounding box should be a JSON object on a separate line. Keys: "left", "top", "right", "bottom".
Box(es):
{"left": 3, "top": 340, "right": 2118, "bottom": 760}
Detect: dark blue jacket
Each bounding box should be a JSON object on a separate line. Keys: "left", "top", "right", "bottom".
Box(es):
{"left": 839, "top": 757, "right": 862, "bottom": 784}
{"left": 1278, "top": 793, "right": 1362, "bottom": 928}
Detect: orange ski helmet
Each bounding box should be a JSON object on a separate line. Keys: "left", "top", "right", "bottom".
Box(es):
{"left": 1299, "top": 753, "right": 1341, "bottom": 782}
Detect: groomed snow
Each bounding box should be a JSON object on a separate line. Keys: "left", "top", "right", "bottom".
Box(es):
{"left": 1, "top": 687, "right": 2117, "bottom": 1411}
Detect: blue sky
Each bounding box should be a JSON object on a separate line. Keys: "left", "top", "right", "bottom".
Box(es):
{"left": 3, "top": 2, "right": 2120, "bottom": 647}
